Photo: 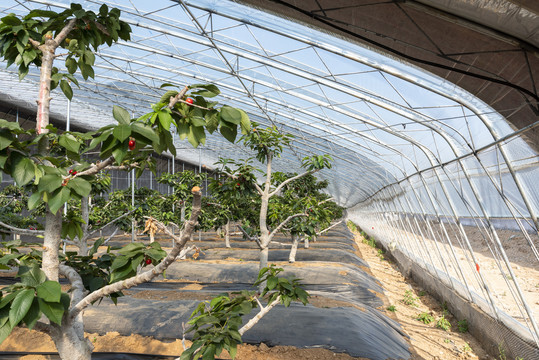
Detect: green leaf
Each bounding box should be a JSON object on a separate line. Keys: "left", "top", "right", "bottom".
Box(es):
{"left": 110, "top": 256, "right": 130, "bottom": 271}
{"left": 205, "top": 110, "right": 219, "bottom": 134}
{"left": 11, "top": 154, "right": 34, "bottom": 186}
{"left": 159, "top": 90, "right": 178, "bottom": 104}
{"left": 48, "top": 186, "right": 71, "bottom": 214}
{"left": 58, "top": 133, "right": 80, "bottom": 153}
{"left": 267, "top": 276, "right": 278, "bottom": 290}
{"left": 112, "top": 105, "right": 131, "bottom": 125}
{"left": 118, "top": 242, "right": 145, "bottom": 256}
{"left": 177, "top": 122, "right": 189, "bottom": 140}
{"left": 113, "top": 124, "right": 131, "bottom": 142}
{"left": 158, "top": 110, "right": 172, "bottom": 131}
{"left": 0, "top": 319, "right": 13, "bottom": 345}
{"left": 131, "top": 122, "right": 159, "bottom": 143}
{"left": 36, "top": 281, "right": 61, "bottom": 303}
{"left": 202, "top": 343, "right": 216, "bottom": 360}
{"left": 19, "top": 263, "right": 46, "bottom": 287}
{"left": 0, "top": 292, "right": 18, "bottom": 310}
{"left": 229, "top": 341, "right": 238, "bottom": 359}
{"left": 0, "top": 119, "right": 22, "bottom": 131}
{"left": 1, "top": 15, "right": 22, "bottom": 26}
{"left": 220, "top": 106, "right": 242, "bottom": 125}
{"left": 9, "top": 289, "right": 34, "bottom": 327}
{"left": 59, "top": 80, "right": 73, "bottom": 100}
{"left": 65, "top": 57, "right": 77, "bottom": 74}
{"left": 38, "top": 298, "right": 64, "bottom": 326}
{"left": 220, "top": 125, "right": 237, "bottom": 143}
{"left": 66, "top": 177, "right": 91, "bottom": 197}
{"left": 239, "top": 109, "right": 251, "bottom": 135}
{"left": 189, "top": 84, "right": 220, "bottom": 98}
{"left": 0, "top": 129, "right": 14, "bottom": 151}
{"left": 22, "top": 49, "right": 36, "bottom": 67}
{"left": 22, "top": 298, "right": 40, "bottom": 330}
{"left": 37, "top": 174, "right": 63, "bottom": 193}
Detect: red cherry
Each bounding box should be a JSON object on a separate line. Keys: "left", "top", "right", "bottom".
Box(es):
{"left": 185, "top": 98, "right": 194, "bottom": 105}
{"left": 145, "top": 258, "right": 152, "bottom": 265}
{"left": 72, "top": 170, "right": 77, "bottom": 176}
{"left": 236, "top": 183, "right": 240, "bottom": 186}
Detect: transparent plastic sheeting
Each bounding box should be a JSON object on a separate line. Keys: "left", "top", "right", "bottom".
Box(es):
{"left": 0, "top": 0, "right": 536, "bottom": 210}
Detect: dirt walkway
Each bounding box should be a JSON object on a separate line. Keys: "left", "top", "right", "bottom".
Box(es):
{"left": 352, "top": 229, "right": 493, "bottom": 359}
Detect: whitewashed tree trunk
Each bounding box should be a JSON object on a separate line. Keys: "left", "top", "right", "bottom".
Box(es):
{"left": 225, "top": 220, "right": 231, "bottom": 248}
{"left": 289, "top": 235, "right": 299, "bottom": 263}
{"left": 50, "top": 322, "right": 93, "bottom": 360}
{"left": 304, "top": 236, "right": 310, "bottom": 248}
{"left": 78, "top": 197, "right": 90, "bottom": 256}
{"left": 43, "top": 211, "right": 63, "bottom": 281}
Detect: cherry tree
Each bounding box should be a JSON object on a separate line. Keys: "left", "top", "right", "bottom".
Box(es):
{"left": 220, "top": 125, "right": 332, "bottom": 286}
{"left": 0, "top": 5, "right": 250, "bottom": 359}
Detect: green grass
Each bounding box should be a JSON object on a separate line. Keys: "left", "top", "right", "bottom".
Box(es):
{"left": 386, "top": 305, "right": 396, "bottom": 312}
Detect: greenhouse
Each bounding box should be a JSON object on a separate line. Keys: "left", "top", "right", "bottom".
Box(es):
{"left": 0, "top": 0, "right": 537, "bottom": 359}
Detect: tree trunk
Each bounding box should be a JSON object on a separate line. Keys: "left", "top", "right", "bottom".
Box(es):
{"left": 289, "top": 235, "right": 299, "bottom": 263}
{"left": 304, "top": 236, "right": 310, "bottom": 249}
{"left": 258, "top": 247, "right": 269, "bottom": 293}
{"left": 51, "top": 321, "right": 93, "bottom": 360}
{"left": 78, "top": 197, "right": 90, "bottom": 256}
{"left": 43, "top": 211, "right": 63, "bottom": 281}
{"left": 225, "top": 220, "right": 230, "bottom": 248}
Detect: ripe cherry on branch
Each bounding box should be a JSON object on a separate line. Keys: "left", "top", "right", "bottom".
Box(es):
{"left": 128, "top": 139, "right": 136, "bottom": 150}
{"left": 185, "top": 98, "right": 194, "bottom": 105}
{"left": 145, "top": 258, "right": 152, "bottom": 265}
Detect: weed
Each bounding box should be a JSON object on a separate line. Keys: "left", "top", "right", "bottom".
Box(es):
{"left": 403, "top": 290, "right": 418, "bottom": 306}
{"left": 441, "top": 301, "right": 449, "bottom": 313}
{"left": 418, "top": 290, "right": 426, "bottom": 296}
{"left": 346, "top": 221, "right": 358, "bottom": 232}
{"left": 416, "top": 312, "right": 434, "bottom": 324}
{"left": 462, "top": 343, "right": 472, "bottom": 352}
{"left": 444, "top": 338, "right": 451, "bottom": 344}
{"left": 498, "top": 343, "right": 507, "bottom": 360}
{"left": 436, "top": 315, "right": 451, "bottom": 331}
{"left": 386, "top": 305, "right": 396, "bottom": 312}
{"left": 457, "top": 319, "right": 468, "bottom": 333}
{"left": 363, "top": 236, "right": 376, "bottom": 247}
{"left": 377, "top": 249, "right": 385, "bottom": 260}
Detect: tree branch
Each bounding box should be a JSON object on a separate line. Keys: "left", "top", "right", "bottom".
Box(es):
{"left": 0, "top": 220, "right": 44, "bottom": 236}
{"left": 69, "top": 188, "right": 202, "bottom": 320}
{"left": 168, "top": 86, "right": 189, "bottom": 109}
{"left": 53, "top": 18, "right": 77, "bottom": 47}
{"left": 253, "top": 182, "right": 263, "bottom": 196}
{"left": 85, "top": 209, "right": 136, "bottom": 240}
{"left": 238, "top": 295, "right": 281, "bottom": 336}
{"left": 317, "top": 220, "right": 343, "bottom": 236}
{"left": 268, "top": 213, "right": 307, "bottom": 244}
{"left": 28, "top": 38, "right": 41, "bottom": 49}
{"left": 76, "top": 156, "right": 115, "bottom": 177}
{"left": 237, "top": 225, "right": 262, "bottom": 249}
{"left": 269, "top": 169, "right": 318, "bottom": 198}
{"left": 59, "top": 264, "right": 87, "bottom": 305}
